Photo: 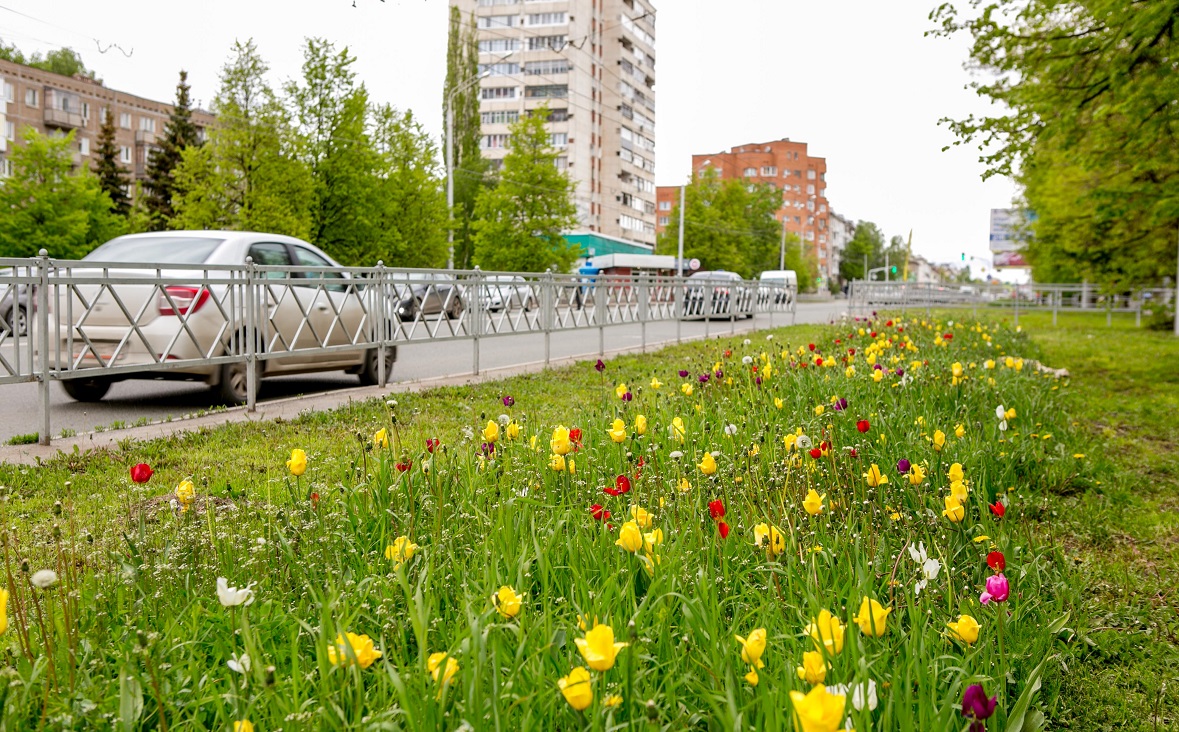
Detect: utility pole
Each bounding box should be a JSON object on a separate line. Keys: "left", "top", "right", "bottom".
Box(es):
{"left": 446, "top": 102, "right": 455, "bottom": 270}
{"left": 676, "top": 184, "right": 686, "bottom": 275}
{"left": 885, "top": 252, "right": 890, "bottom": 282}
{"left": 863, "top": 253, "right": 868, "bottom": 281}
{"left": 779, "top": 218, "right": 787, "bottom": 270}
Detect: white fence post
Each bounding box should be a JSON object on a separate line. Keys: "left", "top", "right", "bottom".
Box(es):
{"left": 245, "top": 257, "right": 258, "bottom": 413}
{"left": 471, "top": 267, "right": 482, "bottom": 376}
{"left": 37, "top": 250, "right": 51, "bottom": 446}
{"left": 543, "top": 269, "right": 553, "bottom": 367}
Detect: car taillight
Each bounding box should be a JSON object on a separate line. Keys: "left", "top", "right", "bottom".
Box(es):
{"left": 158, "top": 286, "right": 210, "bottom": 316}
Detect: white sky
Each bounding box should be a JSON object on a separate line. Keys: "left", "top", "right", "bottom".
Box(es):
{"left": 1, "top": 0, "right": 1020, "bottom": 279}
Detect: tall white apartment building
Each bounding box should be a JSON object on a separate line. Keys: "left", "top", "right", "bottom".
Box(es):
{"left": 451, "top": 0, "right": 657, "bottom": 247}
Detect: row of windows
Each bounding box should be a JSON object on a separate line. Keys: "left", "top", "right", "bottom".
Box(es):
{"left": 526, "top": 59, "right": 570, "bottom": 75}
{"left": 619, "top": 146, "right": 655, "bottom": 174}
{"left": 480, "top": 84, "right": 569, "bottom": 100}
{"left": 620, "top": 14, "right": 655, "bottom": 46}
{"left": 620, "top": 126, "right": 654, "bottom": 153}
{"left": 478, "top": 0, "right": 560, "bottom": 4}
{"left": 476, "top": 12, "right": 567, "bottom": 28}
{"left": 8, "top": 82, "right": 164, "bottom": 133}
{"left": 481, "top": 132, "right": 568, "bottom": 150}
{"left": 619, "top": 213, "right": 655, "bottom": 235}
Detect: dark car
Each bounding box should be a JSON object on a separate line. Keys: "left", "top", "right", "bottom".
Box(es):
{"left": 395, "top": 274, "right": 465, "bottom": 321}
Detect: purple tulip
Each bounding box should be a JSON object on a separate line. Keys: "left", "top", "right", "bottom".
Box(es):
{"left": 714, "top": 369, "right": 723, "bottom": 379}
{"left": 961, "top": 684, "right": 997, "bottom": 731}
{"left": 896, "top": 368, "right": 905, "bottom": 377}
{"left": 897, "top": 458, "right": 911, "bottom": 474}
{"left": 698, "top": 373, "right": 710, "bottom": 383}
{"left": 979, "top": 573, "right": 1009, "bottom": 605}
{"left": 678, "top": 369, "right": 689, "bottom": 378}
{"left": 755, "top": 376, "right": 762, "bottom": 387}
{"left": 832, "top": 397, "right": 848, "bottom": 412}
{"left": 480, "top": 442, "right": 495, "bottom": 457}
{"left": 595, "top": 359, "right": 605, "bottom": 373}
{"left": 873, "top": 363, "right": 884, "bottom": 371}
{"left": 502, "top": 395, "right": 515, "bottom": 407}
{"left": 621, "top": 391, "right": 633, "bottom": 402}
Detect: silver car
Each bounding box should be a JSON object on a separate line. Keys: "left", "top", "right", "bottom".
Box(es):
{"left": 50, "top": 231, "right": 395, "bottom": 404}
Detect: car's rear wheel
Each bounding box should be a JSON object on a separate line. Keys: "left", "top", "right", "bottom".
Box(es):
{"left": 446, "top": 297, "right": 464, "bottom": 320}
{"left": 359, "top": 345, "right": 397, "bottom": 386}
{"left": 2, "top": 305, "right": 26, "bottom": 337}
{"left": 61, "top": 376, "right": 113, "bottom": 402}
{"left": 216, "top": 360, "right": 259, "bottom": 405}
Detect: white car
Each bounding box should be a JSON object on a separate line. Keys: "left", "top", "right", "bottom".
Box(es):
{"left": 481, "top": 275, "right": 538, "bottom": 312}
{"left": 50, "top": 231, "right": 395, "bottom": 404}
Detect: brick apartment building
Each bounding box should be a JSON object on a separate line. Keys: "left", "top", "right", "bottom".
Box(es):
{"left": 656, "top": 138, "right": 834, "bottom": 286}
{"left": 451, "top": 0, "right": 658, "bottom": 248}
{"left": 0, "top": 59, "right": 215, "bottom": 198}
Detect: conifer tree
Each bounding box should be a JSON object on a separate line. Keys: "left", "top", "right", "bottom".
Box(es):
{"left": 143, "top": 70, "right": 200, "bottom": 230}
{"left": 93, "top": 108, "right": 131, "bottom": 217}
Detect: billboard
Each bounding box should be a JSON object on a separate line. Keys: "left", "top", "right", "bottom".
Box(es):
{"left": 989, "top": 209, "right": 1029, "bottom": 269}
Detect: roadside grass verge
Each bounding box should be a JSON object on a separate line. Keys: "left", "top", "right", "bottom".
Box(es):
{"left": 0, "top": 314, "right": 1169, "bottom": 729}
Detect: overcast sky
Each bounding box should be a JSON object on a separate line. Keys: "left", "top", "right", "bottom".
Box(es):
{"left": 1, "top": 0, "right": 1018, "bottom": 278}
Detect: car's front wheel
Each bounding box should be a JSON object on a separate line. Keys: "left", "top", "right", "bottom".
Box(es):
{"left": 61, "top": 376, "right": 113, "bottom": 402}
{"left": 359, "top": 345, "right": 397, "bottom": 386}
{"left": 2, "top": 305, "right": 26, "bottom": 337}
{"left": 215, "top": 360, "right": 259, "bottom": 405}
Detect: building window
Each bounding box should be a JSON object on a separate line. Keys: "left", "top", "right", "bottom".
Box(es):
{"left": 807, "top": 169, "right": 816, "bottom": 179}
{"left": 525, "top": 59, "right": 570, "bottom": 75}
{"left": 807, "top": 184, "right": 815, "bottom": 195}
{"left": 477, "top": 14, "right": 517, "bottom": 28}
{"left": 0, "top": 157, "right": 12, "bottom": 178}
{"left": 743, "top": 167, "right": 756, "bottom": 177}
{"left": 794, "top": 169, "right": 802, "bottom": 177}
{"left": 4, "top": 121, "right": 13, "bottom": 142}
{"left": 528, "top": 35, "right": 566, "bottom": 51}
{"left": 478, "top": 38, "right": 520, "bottom": 53}
{"left": 480, "top": 86, "right": 518, "bottom": 100}
{"left": 482, "top": 134, "right": 510, "bottom": 150}
{"left": 525, "top": 84, "right": 567, "bottom": 99}
{"left": 119, "top": 112, "right": 132, "bottom": 129}
{"left": 554, "top": 156, "right": 567, "bottom": 169}
{"left": 545, "top": 107, "right": 569, "bottom": 122}
{"left": 548, "top": 132, "right": 567, "bottom": 148}
{"left": 119, "top": 146, "right": 132, "bottom": 164}
{"left": 2, "top": 82, "right": 13, "bottom": 102}
{"left": 658, "top": 200, "right": 671, "bottom": 211}
{"left": 80, "top": 102, "right": 90, "bottom": 121}
{"left": 140, "top": 117, "right": 156, "bottom": 133}
{"left": 658, "top": 216, "right": 669, "bottom": 226}
{"left": 481, "top": 110, "right": 519, "bottom": 125}
{"left": 79, "top": 137, "right": 90, "bottom": 156}
{"left": 24, "top": 88, "right": 38, "bottom": 107}
{"left": 527, "top": 12, "right": 567, "bottom": 25}
{"left": 793, "top": 216, "right": 801, "bottom": 224}
{"left": 761, "top": 166, "right": 777, "bottom": 176}
{"left": 819, "top": 188, "right": 826, "bottom": 198}
{"left": 477, "top": 0, "right": 518, "bottom": 5}
{"left": 479, "top": 62, "right": 520, "bottom": 76}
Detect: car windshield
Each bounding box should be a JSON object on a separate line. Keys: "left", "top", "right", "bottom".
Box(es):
{"left": 84, "top": 236, "right": 225, "bottom": 264}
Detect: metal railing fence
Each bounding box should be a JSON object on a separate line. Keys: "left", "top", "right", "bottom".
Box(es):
{"left": 0, "top": 253, "right": 797, "bottom": 445}
{"left": 848, "top": 280, "right": 1174, "bottom": 327}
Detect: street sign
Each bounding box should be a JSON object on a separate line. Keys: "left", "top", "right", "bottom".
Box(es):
{"left": 688, "top": 258, "right": 701, "bottom": 271}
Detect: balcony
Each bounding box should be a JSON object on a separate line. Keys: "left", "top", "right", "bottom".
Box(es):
{"left": 43, "top": 107, "right": 85, "bottom": 130}
{"left": 134, "top": 129, "right": 156, "bottom": 145}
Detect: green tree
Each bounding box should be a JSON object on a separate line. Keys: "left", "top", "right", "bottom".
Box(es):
{"left": 172, "top": 40, "right": 313, "bottom": 238}
{"left": 93, "top": 108, "right": 131, "bottom": 217}
{"left": 285, "top": 38, "right": 379, "bottom": 264}
{"left": 444, "top": 7, "right": 490, "bottom": 268}
{"left": 472, "top": 109, "right": 578, "bottom": 273}
{"left": 0, "top": 129, "right": 123, "bottom": 258}
{"left": 933, "top": 0, "right": 1179, "bottom": 284}
{"left": 0, "top": 42, "right": 96, "bottom": 80}
{"left": 369, "top": 104, "right": 448, "bottom": 268}
{"left": 142, "top": 70, "right": 200, "bottom": 230}
{"left": 837, "top": 221, "right": 885, "bottom": 281}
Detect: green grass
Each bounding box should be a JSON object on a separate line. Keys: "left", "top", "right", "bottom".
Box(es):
{"left": 4, "top": 432, "right": 37, "bottom": 446}
{"left": 0, "top": 314, "right": 1172, "bottom": 730}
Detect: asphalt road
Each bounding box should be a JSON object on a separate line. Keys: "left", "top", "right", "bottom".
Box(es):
{"left": 0, "top": 301, "right": 846, "bottom": 442}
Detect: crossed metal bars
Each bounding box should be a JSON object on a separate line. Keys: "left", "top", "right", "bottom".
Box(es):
{"left": 848, "top": 280, "right": 1175, "bottom": 327}
{"left": 0, "top": 254, "right": 798, "bottom": 445}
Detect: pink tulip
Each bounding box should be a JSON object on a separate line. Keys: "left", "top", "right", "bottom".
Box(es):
{"left": 979, "top": 573, "right": 1010, "bottom": 604}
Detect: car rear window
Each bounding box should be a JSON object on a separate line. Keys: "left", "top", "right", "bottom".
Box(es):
{"left": 84, "top": 237, "right": 225, "bottom": 264}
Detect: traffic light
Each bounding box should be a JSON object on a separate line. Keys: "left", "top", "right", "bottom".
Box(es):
{"left": 961, "top": 253, "right": 966, "bottom": 261}
{"left": 889, "top": 265, "right": 897, "bottom": 274}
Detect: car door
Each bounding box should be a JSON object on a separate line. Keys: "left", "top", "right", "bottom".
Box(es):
{"left": 247, "top": 242, "right": 318, "bottom": 369}
{"left": 291, "top": 245, "right": 365, "bottom": 366}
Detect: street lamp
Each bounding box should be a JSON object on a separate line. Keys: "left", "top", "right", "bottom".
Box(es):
{"left": 446, "top": 70, "right": 491, "bottom": 271}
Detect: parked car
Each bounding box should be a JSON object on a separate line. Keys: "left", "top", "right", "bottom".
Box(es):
{"left": 758, "top": 269, "right": 797, "bottom": 306}
{"left": 681, "top": 270, "right": 754, "bottom": 319}
{"left": 50, "top": 231, "right": 395, "bottom": 404}
{"left": 481, "top": 275, "right": 538, "bottom": 312}
{"left": 1, "top": 280, "right": 33, "bottom": 337}
{"left": 395, "top": 273, "right": 465, "bottom": 321}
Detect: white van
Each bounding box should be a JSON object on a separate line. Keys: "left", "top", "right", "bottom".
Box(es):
{"left": 758, "top": 270, "right": 797, "bottom": 306}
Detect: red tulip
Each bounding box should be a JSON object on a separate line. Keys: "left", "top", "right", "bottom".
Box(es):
{"left": 569, "top": 428, "right": 583, "bottom": 450}
{"left": 590, "top": 504, "right": 611, "bottom": 522}
{"left": 425, "top": 438, "right": 439, "bottom": 453}
{"left": 808, "top": 343, "right": 816, "bottom": 351}
{"left": 605, "top": 475, "right": 631, "bottom": 496}
{"left": 396, "top": 461, "right": 412, "bottom": 472}
{"left": 310, "top": 492, "right": 320, "bottom": 508}
{"left": 856, "top": 420, "right": 870, "bottom": 433}
{"left": 723, "top": 349, "right": 732, "bottom": 358}
{"left": 987, "top": 551, "right": 1006, "bottom": 572}
{"left": 870, "top": 331, "right": 877, "bottom": 338}
{"left": 814, "top": 357, "right": 823, "bottom": 367}
{"left": 809, "top": 447, "right": 823, "bottom": 459}
{"left": 989, "top": 500, "right": 1006, "bottom": 517}
{"left": 886, "top": 320, "right": 893, "bottom": 327}
{"left": 943, "top": 333, "right": 953, "bottom": 340}
{"left": 708, "top": 499, "right": 725, "bottom": 520}
{"left": 717, "top": 521, "right": 730, "bottom": 539}
{"left": 129, "top": 463, "right": 153, "bottom": 484}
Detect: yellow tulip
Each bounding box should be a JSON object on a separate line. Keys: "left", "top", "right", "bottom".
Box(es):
{"left": 774, "top": 397, "right": 784, "bottom": 409}
{"left": 947, "top": 614, "right": 981, "bottom": 645}
{"left": 549, "top": 453, "right": 566, "bottom": 472}
{"left": 681, "top": 382, "right": 694, "bottom": 396}
{"left": 950, "top": 480, "right": 969, "bottom": 502}
{"left": 909, "top": 463, "right": 926, "bottom": 486}
{"left": 574, "top": 623, "right": 628, "bottom": 671}
{"left": 604, "top": 694, "right": 623, "bottom": 708}
{"left": 1005, "top": 407, "right": 1017, "bottom": 420}
{"left": 328, "top": 632, "right": 383, "bottom": 669}
{"left": 1005, "top": 356, "right": 1015, "bottom": 368}
{"left": 864, "top": 464, "right": 889, "bottom": 487}
{"left": 932, "top": 430, "right": 946, "bottom": 451}
{"left": 175, "top": 480, "right": 196, "bottom": 509}
{"left": 734, "top": 627, "right": 766, "bottom": 668}
{"left": 803, "top": 489, "right": 825, "bottom": 516}
{"left": 609, "top": 418, "right": 627, "bottom": 443}
{"left": 482, "top": 420, "right": 500, "bottom": 443}
{"left": 551, "top": 426, "right": 573, "bottom": 455}
{"left": 806, "top": 610, "right": 845, "bottom": 655}
{"left": 428, "top": 651, "right": 460, "bottom": 685}
{"left": 955, "top": 423, "right": 966, "bottom": 438}
{"left": 744, "top": 666, "right": 759, "bottom": 686}
{"left": 505, "top": 421, "right": 520, "bottom": 440}
{"left": 796, "top": 649, "right": 828, "bottom": 685}
{"left": 630, "top": 505, "right": 653, "bottom": 529}
{"left": 698, "top": 452, "right": 717, "bottom": 475}
{"left": 783, "top": 434, "right": 798, "bottom": 451}
{"left": 615, "top": 521, "right": 643, "bottom": 553}
{"left": 385, "top": 536, "right": 418, "bottom": 568}
{"left": 650, "top": 377, "right": 663, "bottom": 389}
{"left": 752, "top": 523, "right": 785, "bottom": 560}
{"left": 942, "top": 495, "right": 965, "bottom": 522}
{"left": 872, "top": 369, "right": 884, "bottom": 383}
{"left": 642, "top": 528, "right": 663, "bottom": 553}
{"left": 948, "top": 463, "right": 965, "bottom": 483}
{"left": 671, "top": 417, "right": 686, "bottom": 443}
{"left": 814, "top": 404, "right": 825, "bottom": 416}
{"left": 677, "top": 476, "right": 691, "bottom": 493}
{"left": 558, "top": 666, "right": 593, "bottom": 710}
{"left": 635, "top": 414, "right": 647, "bottom": 435}
{"left": 789, "top": 684, "right": 846, "bottom": 732}
{"left": 984, "top": 359, "right": 995, "bottom": 369}
{"left": 845, "top": 365, "right": 856, "bottom": 378}
{"left": 373, "top": 428, "right": 389, "bottom": 449}
{"left": 234, "top": 722, "right": 254, "bottom": 732}
{"left": 492, "top": 585, "right": 523, "bottom": 618}
{"left": 854, "top": 597, "right": 892, "bottom": 637}
{"left": 0, "top": 588, "right": 7, "bottom": 635}
{"left": 286, "top": 448, "right": 308, "bottom": 476}
{"left": 615, "top": 382, "right": 628, "bottom": 399}
{"left": 952, "top": 362, "right": 963, "bottom": 378}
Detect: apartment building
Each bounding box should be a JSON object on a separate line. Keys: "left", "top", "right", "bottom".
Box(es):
{"left": 0, "top": 58, "right": 214, "bottom": 197}
{"left": 451, "top": 0, "right": 658, "bottom": 248}
{"left": 656, "top": 138, "right": 833, "bottom": 284}
{"left": 828, "top": 210, "right": 855, "bottom": 282}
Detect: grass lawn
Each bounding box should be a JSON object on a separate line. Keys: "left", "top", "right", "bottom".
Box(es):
{"left": 0, "top": 312, "right": 1173, "bottom": 730}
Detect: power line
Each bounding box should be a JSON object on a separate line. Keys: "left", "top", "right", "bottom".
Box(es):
{"left": 0, "top": 3, "right": 133, "bottom": 57}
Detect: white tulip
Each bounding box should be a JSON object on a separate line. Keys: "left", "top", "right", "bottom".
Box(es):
{"left": 216, "top": 577, "right": 256, "bottom": 607}
{"left": 228, "top": 653, "right": 251, "bottom": 674}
